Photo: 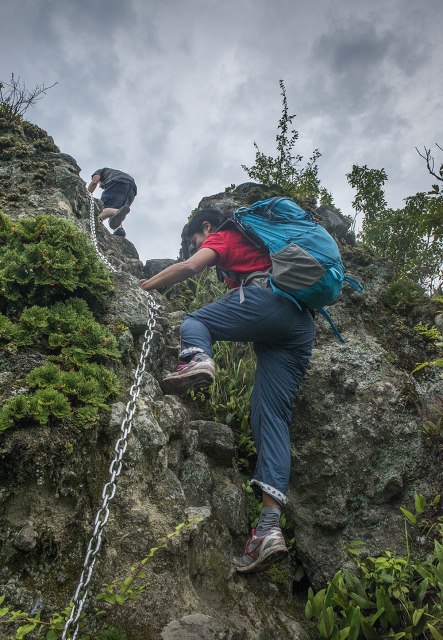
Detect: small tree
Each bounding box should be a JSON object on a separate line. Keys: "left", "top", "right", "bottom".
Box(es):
{"left": 242, "top": 80, "right": 324, "bottom": 207}
{"left": 414, "top": 143, "right": 443, "bottom": 241}
{"left": 0, "top": 73, "right": 57, "bottom": 123}
{"left": 347, "top": 152, "right": 443, "bottom": 293}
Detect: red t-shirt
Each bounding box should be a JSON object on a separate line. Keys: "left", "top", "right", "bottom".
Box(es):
{"left": 200, "top": 229, "right": 271, "bottom": 288}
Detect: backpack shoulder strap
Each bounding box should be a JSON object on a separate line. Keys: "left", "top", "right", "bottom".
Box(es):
{"left": 318, "top": 308, "right": 345, "bottom": 343}
{"left": 217, "top": 217, "right": 265, "bottom": 249}
{"left": 344, "top": 275, "right": 364, "bottom": 292}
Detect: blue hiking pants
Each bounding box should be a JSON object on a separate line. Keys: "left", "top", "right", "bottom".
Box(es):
{"left": 180, "top": 286, "right": 315, "bottom": 507}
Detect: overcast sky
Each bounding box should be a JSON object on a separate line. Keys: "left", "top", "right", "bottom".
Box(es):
{"left": 1, "top": 0, "right": 442, "bottom": 263}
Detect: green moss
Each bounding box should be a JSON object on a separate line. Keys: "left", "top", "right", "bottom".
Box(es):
{"left": 266, "top": 564, "right": 291, "bottom": 587}
{"left": 0, "top": 213, "right": 121, "bottom": 432}
{"left": 0, "top": 388, "right": 71, "bottom": 431}
{"left": 0, "top": 311, "right": 20, "bottom": 346}
{"left": 0, "top": 133, "right": 31, "bottom": 159}
{"left": 0, "top": 299, "right": 121, "bottom": 431}
{"left": 383, "top": 278, "right": 426, "bottom": 313}
{"left": 0, "top": 213, "right": 113, "bottom": 307}
{"left": 0, "top": 134, "right": 14, "bottom": 149}
{"left": 22, "top": 120, "right": 51, "bottom": 141}
{"left": 33, "top": 136, "right": 59, "bottom": 153}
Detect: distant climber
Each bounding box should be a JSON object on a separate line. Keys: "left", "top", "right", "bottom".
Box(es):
{"left": 87, "top": 167, "right": 137, "bottom": 238}
{"left": 140, "top": 208, "right": 315, "bottom": 574}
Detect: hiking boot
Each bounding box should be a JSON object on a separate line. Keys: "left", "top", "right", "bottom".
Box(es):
{"left": 232, "top": 527, "right": 288, "bottom": 574}
{"left": 109, "top": 205, "right": 130, "bottom": 230}
{"left": 113, "top": 227, "right": 126, "bottom": 238}
{"left": 161, "top": 356, "right": 215, "bottom": 395}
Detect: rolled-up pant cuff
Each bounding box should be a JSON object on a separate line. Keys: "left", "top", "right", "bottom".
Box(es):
{"left": 178, "top": 346, "right": 206, "bottom": 361}
{"left": 250, "top": 479, "right": 287, "bottom": 507}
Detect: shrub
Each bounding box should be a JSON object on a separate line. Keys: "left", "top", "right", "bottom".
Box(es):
{"left": 0, "top": 213, "right": 113, "bottom": 307}
{"left": 0, "top": 299, "right": 121, "bottom": 431}
{"left": 383, "top": 279, "right": 426, "bottom": 313}
{"left": 32, "top": 136, "right": 59, "bottom": 153}
{"left": 305, "top": 498, "right": 443, "bottom": 640}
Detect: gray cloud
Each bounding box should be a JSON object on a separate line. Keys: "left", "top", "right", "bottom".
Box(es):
{"left": 1, "top": 0, "right": 442, "bottom": 261}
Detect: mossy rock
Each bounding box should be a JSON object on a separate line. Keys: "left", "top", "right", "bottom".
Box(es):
{"left": 0, "top": 111, "right": 23, "bottom": 134}
{"left": 0, "top": 134, "right": 15, "bottom": 149}
{"left": 383, "top": 278, "right": 427, "bottom": 314}
{"left": 22, "top": 120, "right": 51, "bottom": 141}
{"left": 0, "top": 133, "right": 33, "bottom": 159}
{"left": 33, "top": 136, "right": 59, "bottom": 153}
{"left": 233, "top": 182, "right": 288, "bottom": 205}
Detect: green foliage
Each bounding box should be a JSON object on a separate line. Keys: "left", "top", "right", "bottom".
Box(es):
{"left": 412, "top": 298, "right": 443, "bottom": 375}
{"left": 242, "top": 482, "right": 262, "bottom": 528}
{"left": 305, "top": 498, "right": 443, "bottom": 640}
{"left": 0, "top": 298, "right": 120, "bottom": 431}
{"left": 0, "top": 211, "right": 120, "bottom": 432}
{"left": 0, "top": 213, "right": 113, "bottom": 307}
{"left": 165, "top": 268, "right": 227, "bottom": 312}
{"left": 0, "top": 311, "right": 20, "bottom": 346}
{"left": 414, "top": 145, "right": 443, "bottom": 241}
{"left": 191, "top": 339, "right": 257, "bottom": 471}
{"left": 32, "top": 136, "right": 59, "bottom": 153}
{"left": 242, "top": 80, "right": 325, "bottom": 207}
{"left": 347, "top": 165, "right": 388, "bottom": 231}
{"left": 347, "top": 160, "right": 443, "bottom": 293}
{"left": 0, "top": 520, "right": 200, "bottom": 639}
{"left": 383, "top": 279, "right": 426, "bottom": 313}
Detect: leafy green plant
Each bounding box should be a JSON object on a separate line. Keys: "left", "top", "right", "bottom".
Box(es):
{"left": 305, "top": 498, "right": 443, "bottom": 640}
{"left": 383, "top": 280, "right": 426, "bottom": 314}
{"left": 165, "top": 268, "right": 227, "bottom": 312}
{"left": 0, "top": 296, "right": 121, "bottom": 432}
{"left": 0, "top": 213, "right": 113, "bottom": 307}
{"left": 412, "top": 310, "right": 443, "bottom": 375}
{"left": 242, "top": 80, "right": 324, "bottom": 207}
{"left": 191, "top": 340, "right": 257, "bottom": 471}
{"left": 347, "top": 161, "right": 443, "bottom": 294}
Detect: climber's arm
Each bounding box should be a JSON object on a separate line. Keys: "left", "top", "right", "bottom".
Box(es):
{"left": 87, "top": 174, "right": 100, "bottom": 193}
{"left": 140, "top": 248, "right": 217, "bottom": 291}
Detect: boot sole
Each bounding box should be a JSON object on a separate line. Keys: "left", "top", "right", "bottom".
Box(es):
{"left": 233, "top": 545, "right": 288, "bottom": 574}
{"left": 109, "top": 205, "right": 130, "bottom": 229}
{"left": 161, "top": 369, "right": 214, "bottom": 395}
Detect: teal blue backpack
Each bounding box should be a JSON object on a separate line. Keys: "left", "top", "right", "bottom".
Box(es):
{"left": 221, "top": 197, "right": 363, "bottom": 341}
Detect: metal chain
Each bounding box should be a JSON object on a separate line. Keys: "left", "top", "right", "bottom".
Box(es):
{"left": 62, "top": 194, "right": 159, "bottom": 639}
{"left": 87, "top": 193, "right": 119, "bottom": 273}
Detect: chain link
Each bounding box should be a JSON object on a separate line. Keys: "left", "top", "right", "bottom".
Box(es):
{"left": 62, "top": 194, "right": 159, "bottom": 639}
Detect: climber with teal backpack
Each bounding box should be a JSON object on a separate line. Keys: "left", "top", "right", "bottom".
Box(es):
{"left": 139, "top": 197, "right": 362, "bottom": 574}
{"left": 219, "top": 196, "right": 363, "bottom": 342}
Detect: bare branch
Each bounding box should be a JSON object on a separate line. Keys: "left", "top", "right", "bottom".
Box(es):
{"left": 415, "top": 145, "right": 443, "bottom": 182}
{"left": 0, "top": 73, "right": 58, "bottom": 120}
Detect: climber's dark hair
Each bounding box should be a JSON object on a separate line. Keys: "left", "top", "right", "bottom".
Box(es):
{"left": 185, "top": 209, "right": 228, "bottom": 239}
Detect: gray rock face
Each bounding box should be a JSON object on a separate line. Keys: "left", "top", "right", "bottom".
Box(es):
{"left": 161, "top": 613, "right": 240, "bottom": 640}
{"left": 287, "top": 329, "right": 441, "bottom": 587}
{"left": 143, "top": 258, "right": 177, "bottom": 279}
{"left": 13, "top": 523, "right": 38, "bottom": 551}
{"left": 190, "top": 420, "right": 235, "bottom": 465}
{"left": 316, "top": 205, "right": 352, "bottom": 241}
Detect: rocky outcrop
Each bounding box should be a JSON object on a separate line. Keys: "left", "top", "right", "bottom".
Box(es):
{"left": 0, "top": 117, "right": 441, "bottom": 640}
